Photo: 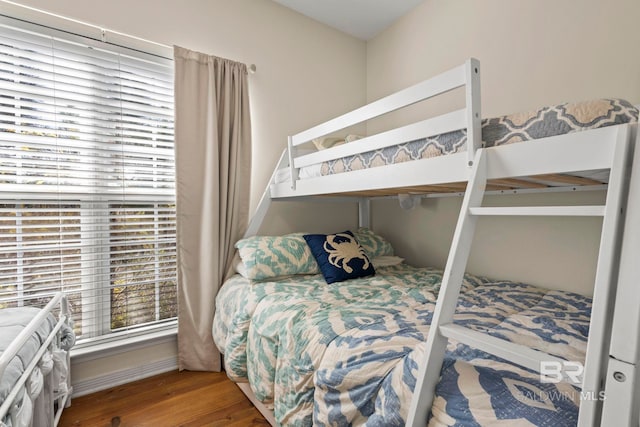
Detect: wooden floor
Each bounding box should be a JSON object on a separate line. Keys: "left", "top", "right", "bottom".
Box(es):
{"left": 59, "top": 370, "right": 269, "bottom": 427}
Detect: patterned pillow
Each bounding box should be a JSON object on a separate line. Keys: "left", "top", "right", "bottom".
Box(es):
{"left": 235, "top": 233, "right": 320, "bottom": 280}
{"left": 352, "top": 228, "right": 394, "bottom": 258}
{"left": 303, "top": 231, "right": 375, "bottom": 284}
{"left": 482, "top": 98, "right": 639, "bottom": 148}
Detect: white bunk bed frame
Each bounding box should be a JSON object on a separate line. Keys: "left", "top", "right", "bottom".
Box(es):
{"left": 0, "top": 292, "right": 73, "bottom": 426}
{"left": 243, "top": 58, "right": 640, "bottom": 426}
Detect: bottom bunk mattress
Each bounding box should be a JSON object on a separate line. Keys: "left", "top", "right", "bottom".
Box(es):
{"left": 213, "top": 264, "right": 591, "bottom": 426}
{"left": 0, "top": 306, "right": 75, "bottom": 427}
{"left": 213, "top": 265, "right": 486, "bottom": 424}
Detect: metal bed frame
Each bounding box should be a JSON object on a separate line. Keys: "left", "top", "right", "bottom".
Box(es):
{"left": 0, "top": 292, "right": 73, "bottom": 427}
{"left": 241, "top": 58, "right": 639, "bottom": 426}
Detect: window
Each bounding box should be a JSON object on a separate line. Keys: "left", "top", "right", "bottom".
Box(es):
{"left": 0, "top": 17, "right": 177, "bottom": 341}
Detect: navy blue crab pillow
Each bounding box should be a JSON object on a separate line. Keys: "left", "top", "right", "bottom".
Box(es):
{"left": 303, "top": 230, "right": 375, "bottom": 284}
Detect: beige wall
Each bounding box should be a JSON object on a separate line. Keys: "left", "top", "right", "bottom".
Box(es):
{"left": 4, "top": 0, "right": 366, "bottom": 387}
{"left": 367, "top": 0, "right": 640, "bottom": 118}
{"left": 366, "top": 0, "right": 640, "bottom": 294}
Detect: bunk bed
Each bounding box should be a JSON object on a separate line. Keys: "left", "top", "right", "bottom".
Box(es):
{"left": 0, "top": 293, "right": 75, "bottom": 427}
{"left": 212, "top": 58, "right": 640, "bottom": 426}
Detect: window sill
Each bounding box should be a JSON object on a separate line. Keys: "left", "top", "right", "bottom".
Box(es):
{"left": 71, "top": 322, "right": 178, "bottom": 363}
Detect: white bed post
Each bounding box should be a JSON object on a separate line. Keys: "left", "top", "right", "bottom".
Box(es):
{"left": 244, "top": 189, "right": 272, "bottom": 239}
{"left": 243, "top": 149, "right": 289, "bottom": 238}
{"left": 577, "top": 125, "right": 632, "bottom": 426}
{"left": 465, "top": 58, "right": 481, "bottom": 167}
{"left": 601, "top": 124, "right": 640, "bottom": 427}
{"left": 287, "top": 136, "right": 298, "bottom": 190}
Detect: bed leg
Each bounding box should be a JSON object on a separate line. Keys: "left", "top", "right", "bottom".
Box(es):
{"left": 236, "top": 382, "right": 276, "bottom": 426}
{"left": 65, "top": 348, "right": 72, "bottom": 408}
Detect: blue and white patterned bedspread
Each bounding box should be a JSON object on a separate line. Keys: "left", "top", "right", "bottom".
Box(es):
{"left": 213, "top": 267, "right": 590, "bottom": 426}
{"left": 315, "top": 282, "right": 590, "bottom": 427}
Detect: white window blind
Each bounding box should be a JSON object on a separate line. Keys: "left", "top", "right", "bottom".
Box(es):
{"left": 0, "top": 17, "right": 177, "bottom": 341}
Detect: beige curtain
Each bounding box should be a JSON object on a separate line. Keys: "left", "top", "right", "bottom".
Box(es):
{"left": 174, "top": 46, "right": 252, "bottom": 371}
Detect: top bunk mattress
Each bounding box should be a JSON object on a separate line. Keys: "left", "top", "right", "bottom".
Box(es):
{"left": 275, "top": 98, "right": 638, "bottom": 184}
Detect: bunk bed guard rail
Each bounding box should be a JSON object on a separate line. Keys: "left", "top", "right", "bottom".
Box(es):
{"left": 286, "top": 58, "right": 481, "bottom": 190}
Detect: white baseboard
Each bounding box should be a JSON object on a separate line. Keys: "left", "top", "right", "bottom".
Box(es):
{"left": 71, "top": 357, "right": 178, "bottom": 398}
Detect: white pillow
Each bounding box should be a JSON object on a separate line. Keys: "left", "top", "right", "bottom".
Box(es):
{"left": 312, "top": 137, "right": 345, "bottom": 151}
{"left": 312, "top": 134, "right": 364, "bottom": 151}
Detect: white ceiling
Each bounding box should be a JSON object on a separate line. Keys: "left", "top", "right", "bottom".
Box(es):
{"left": 272, "top": 0, "right": 425, "bottom": 40}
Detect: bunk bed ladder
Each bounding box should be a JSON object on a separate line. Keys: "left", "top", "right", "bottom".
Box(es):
{"left": 406, "top": 147, "right": 489, "bottom": 427}
{"left": 407, "top": 127, "right": 631, "bottom": 427}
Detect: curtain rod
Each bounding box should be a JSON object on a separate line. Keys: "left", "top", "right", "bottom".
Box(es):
{"left": 0, "top": 0, "right": 257, "bottom": 73}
